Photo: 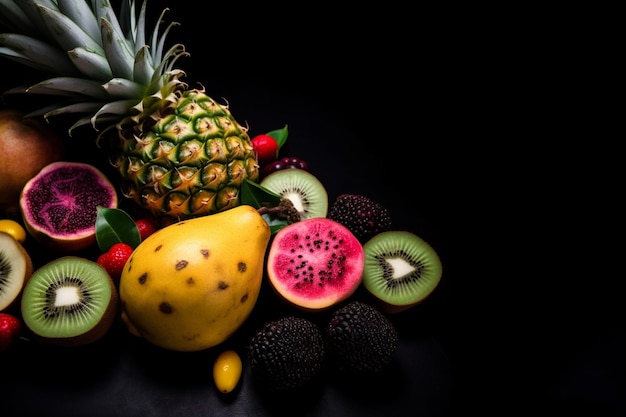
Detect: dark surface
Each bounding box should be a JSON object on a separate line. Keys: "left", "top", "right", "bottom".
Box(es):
{"left": 1, "top": 2, "right": 624, "bottom": 416}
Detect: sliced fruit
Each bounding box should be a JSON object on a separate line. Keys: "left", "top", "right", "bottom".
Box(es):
{"left": 0, "top": 231, "right": 33, "bottom": 312}
{"left": 362, "top": 231, "right": 442, "bottom": 313}
{"left": 260, "top": 169, "right": 328, "bottom": 221}
{"left": 20, "top": 256, "right": 118, "bottom": 346}
{"left": 20, "top": 161, "right": 118, "bottom": 252}
{"left": 266, "top": 217, "right": 364, "bottom": 311}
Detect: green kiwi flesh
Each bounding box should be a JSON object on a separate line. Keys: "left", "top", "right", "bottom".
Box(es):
{"left": 20, "top": 256, "right": 118, "bottom": 346}
{"left": 260, "top": 169, "right": 328, "bottom": 220}
{"left": 362, "top": 231, "right": 442, "bottom": 313}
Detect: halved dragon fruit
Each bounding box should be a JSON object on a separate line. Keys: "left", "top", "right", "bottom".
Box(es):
{"left": 20, "top": 162, "right": 118, "bottom": 252}
{"left": 266, "top": 217, "right": 364, "bottom": 311}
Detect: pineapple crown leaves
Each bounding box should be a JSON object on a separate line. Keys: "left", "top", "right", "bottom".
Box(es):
{"left": 0, "top": 0, "right": 188, "bottom": 135}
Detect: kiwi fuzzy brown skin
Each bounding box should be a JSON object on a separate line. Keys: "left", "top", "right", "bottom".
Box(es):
{"left": 361, "top": 231, "right": 443, "bottom": 314}
{"left": 20, "top": 256, "right": 119, "bottom": 347}
{"left": 0, "top": 231, "right": 34, "bottom": 313}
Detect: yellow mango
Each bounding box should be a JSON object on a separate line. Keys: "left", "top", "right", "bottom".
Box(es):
{"left": 119, "top": 205, "right": 271, "bottom": 351}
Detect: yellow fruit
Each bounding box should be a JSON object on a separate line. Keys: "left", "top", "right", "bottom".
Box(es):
{"left": 213, "top": 350, "right": 243, "bottom": 394}
{"left": 0, "top": 219, "right": 27, "bottom": 243}
{"left": 0, "top": 231, "right": 33, "bottom": 312}
{"left": 0, "top": 109, "right": 64, "bottom": 216}
{"left": 119, "top": 205, "right": 271, "bottom": 352}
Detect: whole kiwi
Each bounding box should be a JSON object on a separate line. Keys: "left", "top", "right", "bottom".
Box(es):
{"left": 361, "top": 231, "right": 443, "bottom": 313}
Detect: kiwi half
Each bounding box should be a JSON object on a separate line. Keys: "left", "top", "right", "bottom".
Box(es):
{"left": 20, "top": 256, "right": 118, "bottom": 346}
{"left": 0, "top": 231, "right": 33, "bottom": 312}
{"left": 260, "top": 169, "right": 328, "bottom": 220}
{"left": 362, "top": 231, "right": 442, "bottom": 313}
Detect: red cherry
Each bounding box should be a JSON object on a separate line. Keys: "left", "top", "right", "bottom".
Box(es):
{"left": 295, "top": 160, "right": 309, "bottom": 170}
{"left": 135, "top": 218, "right": 157, "bottom": 241}
{"left": 260, "top": 156, "right": 310, "bottom": 178}
{"left": 279, "top": 156, "right": 308, "bottom": 170}
{"left": 260, "top": 160, "right": 284, "bottom": 176}
{"left": 281, "top": 156, "right": 299, "bottom": 165}
{"left": 0, "top": 313, "right": 22, "bottom": 352}
{"left": 251, "top": 134, "right": 279, "bottom": 165}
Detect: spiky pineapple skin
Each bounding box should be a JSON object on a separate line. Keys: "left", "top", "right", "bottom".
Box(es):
{"left": 110, "top": 89, "right": 259, "bottom": 225}
{"left": 0, "top": 0, "right": 263, "bottom": 225}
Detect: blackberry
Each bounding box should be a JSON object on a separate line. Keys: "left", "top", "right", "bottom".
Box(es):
{"left": 327, "top": 194, "right": 392, "bottom": 243}
{"left": 325, "top": 301, "right": 398, "bottom": 375}
{"left": 248, "top": 316, "right": 325, "bottom": 392}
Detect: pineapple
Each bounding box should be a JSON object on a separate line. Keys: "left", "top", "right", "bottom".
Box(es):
{"left": 0, "top": 0, "right": 259, "bottom": 225}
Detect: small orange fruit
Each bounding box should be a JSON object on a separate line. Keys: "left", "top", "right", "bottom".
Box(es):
{"left": 0, "top": 219, "right": 27, "bottom": 243}
{"left": 213, "top": 350, "right": 243, "bottom": 394}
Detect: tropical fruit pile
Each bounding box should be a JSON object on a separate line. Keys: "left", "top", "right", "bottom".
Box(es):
{"left": 0, "top": 0, "right": 443, "bottom": 400}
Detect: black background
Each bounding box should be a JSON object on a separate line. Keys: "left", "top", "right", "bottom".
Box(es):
{"left": 1, "top": 1, "right": 623, "bottom": 416}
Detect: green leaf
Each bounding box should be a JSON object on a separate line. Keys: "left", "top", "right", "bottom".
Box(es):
{"left": 262, "top": 214, "right": 290, "bottom": 234}
{"left": 241, "top": 179, "right": 282, "bottom": 209}
{"left": 266, "top": 125, "right": 288, "bottom": 150}
{"left": 241, "top": 180, "right": 293, "bottom": 234}
{"left": 95, "top": 206, "right": 141, "bottom": 251}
